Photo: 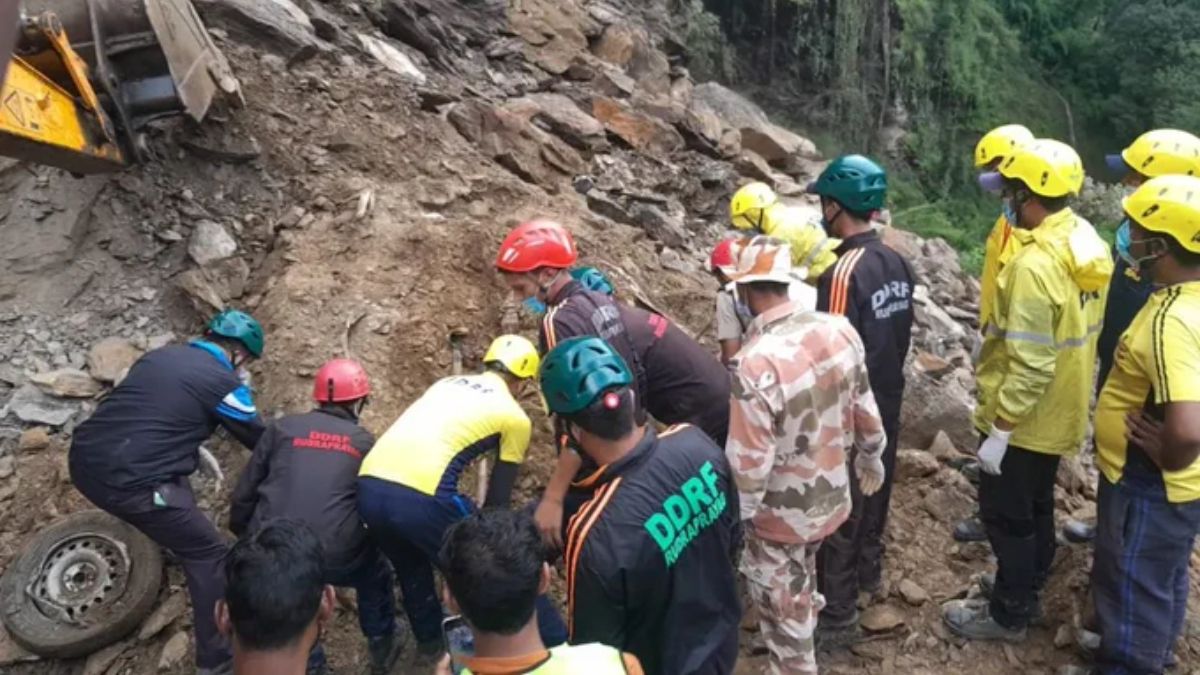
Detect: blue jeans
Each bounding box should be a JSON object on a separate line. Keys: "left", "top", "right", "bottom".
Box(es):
{"left": 357, "top": 478, "right": 567, "bottom": 647}
{"left": 308, "top": 549, "right": 397, "bottom": 669}
{"left": 1093, "top": 475, "right": 1200, "bottom": 674}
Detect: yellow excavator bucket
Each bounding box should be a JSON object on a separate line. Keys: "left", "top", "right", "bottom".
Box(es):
{"left": 1, "top": 0, "right": 242, "bottom": 174}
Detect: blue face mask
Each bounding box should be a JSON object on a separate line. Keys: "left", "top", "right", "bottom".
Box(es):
{"left": 522, "top": 297, "right": 547, "bottom": 315}
{"left": 1003, "top": 201, "right": 1019, "bottom": 227}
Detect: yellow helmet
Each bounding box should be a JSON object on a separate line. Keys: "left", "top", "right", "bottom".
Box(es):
{"left": 484, "top": 334, "right": 540, "bottom": 380}
{"left": 729, "top": 182, "right": 777, "bottom": 230}
{"left": 1122, "top": 174, "right": 1200, "bottom": 253}
{"left": 974, "top": 124, "right": 1034, "bottom": 168}
{"left": 760, "top": 208, "right": 842, "bottom": 280}
{"left": 1109, "top": 129, "right": 1200, "bottom": 179}
{"left": 998, "top": 138, "right": 1085, "bottom": 198}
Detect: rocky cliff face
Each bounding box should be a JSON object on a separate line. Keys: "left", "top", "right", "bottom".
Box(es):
{"left": 0, "top": 1, "right": 1138, "bottom": 673}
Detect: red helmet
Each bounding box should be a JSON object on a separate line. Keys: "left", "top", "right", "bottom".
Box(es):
{"left": 708, "top": 238, "right": 740, "bottom": 275}
{"left": 313, "top": 358, "right": 370, "bottom": 403}
{"left": 495, "top": 220, "right": 578, "bottom": 273}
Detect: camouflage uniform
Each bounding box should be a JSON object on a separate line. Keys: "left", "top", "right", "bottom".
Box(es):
{"left": 727, "top": 301, "right": 887, "bottom": 674}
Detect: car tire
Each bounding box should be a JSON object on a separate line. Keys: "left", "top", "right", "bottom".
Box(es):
{"left": 1, "top": 510, "right": 163, "bottom": 658}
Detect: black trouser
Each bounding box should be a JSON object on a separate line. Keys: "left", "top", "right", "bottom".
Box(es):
{"left": 72, "top": 469, "right": 231, "bottom": 669}
{"left": 979, "top": 444, "right": 1060, "bottom": 629}
{"left": 817, "top": 395, "right": 901, "bottom": 624}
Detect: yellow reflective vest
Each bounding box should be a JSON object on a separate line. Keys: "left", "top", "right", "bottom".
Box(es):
{"left": 461, "top": 644, "right": 637, "bottom": 675}
{"left": 974, "top": 208, "right": 1113, "bottom": 455}
{"left": 759, "top": 204, "right": 841, "bottom": 281}
{"left": 979, "top": 214, "right": 1023, "bottom": 329}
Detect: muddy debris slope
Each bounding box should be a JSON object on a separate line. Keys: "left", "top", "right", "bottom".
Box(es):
{"left": 1, "top": 0, "right": 1193, "bottom": 674}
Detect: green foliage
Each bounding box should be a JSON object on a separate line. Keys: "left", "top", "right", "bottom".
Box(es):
{"left": 681, "top": 0, "right": 1200, "bottom": 268}
{"left": 680, "top": 0, "right": 731, "bottom": 83}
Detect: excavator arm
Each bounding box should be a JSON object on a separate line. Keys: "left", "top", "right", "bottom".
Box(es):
{"left": 0, "top": 0, "right": 241, "bottom": 175}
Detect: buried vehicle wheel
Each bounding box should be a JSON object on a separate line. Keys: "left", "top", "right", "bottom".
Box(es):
{"left": 0, "top": 510, "right": 163, "bottom": 658}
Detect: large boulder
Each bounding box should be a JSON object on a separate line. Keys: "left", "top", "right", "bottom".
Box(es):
{"left": 900, "top": 369, "right": 977, "bottom": 454}
{"left": 448, "top": 100, "right": 584, "bottom": 187}
{"left": 591, "top": 23, "right": 670, "bottom": 96}
{"left": 504, "top": 94, "right": 608, "bottom": 153}
{"left": 88, "top": 337, "right": 144, "bottom": 383}
{"left": 194, "top": 0, "right": 320, "bottom": 53}
{"left": 356, "top": 34, "right": 426, "bottom": 83}
{"left": 691, "top": 82, "right": 818, "bottom": 165}
{"left": 592, "top": 97, "right": 684, "bottom": 156}
{"left": 188, "top": 220, "right": 238, "bottom": 267}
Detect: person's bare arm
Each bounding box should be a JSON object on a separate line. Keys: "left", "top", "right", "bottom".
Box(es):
{"left": 535, "top": 450, "right": 583, "bottom": 551}
{"left": 1127, "top": 405, "right": 1200, "bottom": 472}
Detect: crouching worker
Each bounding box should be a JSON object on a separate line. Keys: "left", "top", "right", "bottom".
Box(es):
{"left": 540, "top": 336, "right": 742, "bottom": 675}
{"left": 229, "top": 358, "right": 401, "bottom": 675}
{"left": 433, "top": 509, "right": 643, "bottom": 675}
{"left": 69, "top": 309, "right": 267, "bottom": 674}
{"left": 357, "top": 335, "right": 567, "bottom": 658}
{"left": 217, "top": 520, "right": 335, "bottom": 675}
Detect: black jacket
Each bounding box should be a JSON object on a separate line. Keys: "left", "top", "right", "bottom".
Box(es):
{"left": 817, "top": 231, "right": 915, "bottom": 403}
{"left": 229, "top": 408, "right": 376, "bottom": 573}
{"left": 541, "top": 281, "right": 731, "bottom": 444}
{"left": 565, "top": 425, "right": 741, "bottom": 675}
{"left": 70, "top": 341, "right": 265, "bottom": 490}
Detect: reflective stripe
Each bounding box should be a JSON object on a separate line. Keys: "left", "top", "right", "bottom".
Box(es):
{"left": 217, "top": 385, "right": 258, "bottom": 421}
{"left": 798, "top": 230, "right": 830, "bottom": 270}
{"left": 829, "top": 248, "right": 865, "bottom": 316}
{"left": 985, "top": 321, "right": 1103, "bottom": 348}
{"left": 543, "top": 304, "right": 562, "bottom": 349}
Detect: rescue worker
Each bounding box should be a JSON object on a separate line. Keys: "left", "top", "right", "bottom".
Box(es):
{"left": 539, "top": 336, "right": 741, "bottom": 675}
{"left": 356, "top": 335, "right": 566, "bottom": 656}
{"left": 942, "top": 139, "right": 1112, "bottom": 641}
{"left": 228, "top": 358, "right": 401, "bottom": 675}
{"left": 69, "top": 309, "right": 267, "bottom": 674}
{"left": 1065, "top": 129, "right": 1200, "bottom": 545}
{"left": 217, "top": 521, "right": 335, "bottom": 675}
{"left": 708, "top": 233, "right": 828, "bottom": 365}
{"left": 1092, "top": 175, "right": 1200, "bottom": 674}
{"left": 725, "top": 236, "right": 888, "bottom": 674}
{"left": 955, "top": 123, "right": 1037, "bottom": 544}
{"left": 495, "top": 219, "right": 731, "bottom": 549}
{"left": 805, "top": 155, "right": 914, "bottom": 642}
{"left": 434, "top": 510, "right": 643, "bottom": 675}
{"left": 728, "top": 181, "right": 843, "bottom": 273}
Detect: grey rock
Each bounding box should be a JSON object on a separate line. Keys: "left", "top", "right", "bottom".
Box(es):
{"left": 659, "top": 247, "right": 690, "bottom": 273}
{"left": 82, "top": 639, "right": 132, "bottom": 675}
{"left": 900, "top": 370, "right": 976, "bottom": 454}
{"left": 188, "top": 220, "right": 238, "bottom": 266}
{"left": 157, "top": 631, "right": 189, "bottom": 672}
{"left": 357, "top": 33, "right": 426, "bottom": 83}
{"left": 139, "top": 593, "right": 188, "bottom": 641}
{"left": 898, "top": 579, "right": 929, "bottom": 606}
{"left": 194, "top": 0, "right": 320, "bottom": 54}
{"left": 630, "top": 203, "right": 688, "bottom": 249}
{"left": 2, "top": 384, "right": 77, "bottom": 426}
{"left": 0, "top": 455, "right": 13, "bottom": 479}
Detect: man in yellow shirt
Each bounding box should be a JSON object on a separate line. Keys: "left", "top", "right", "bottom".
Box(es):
{"left": 1092, "top": 175, "right": 1200, "bottom": 674}
{"left": 954, "top": 124, "right": 1035, "bottom": 544}
{"left": 357, "top": 335, "right": 567, "bottom": 656}
{"left": 728, "top": 182, "right": 842, "bottom": 277}
{"left": 942, "top": 139, "right": 1112, "bottom": 641}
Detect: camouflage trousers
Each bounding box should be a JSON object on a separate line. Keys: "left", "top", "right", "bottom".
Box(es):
{"left": 742, "top": 535, "right": 824, "bottom": 675}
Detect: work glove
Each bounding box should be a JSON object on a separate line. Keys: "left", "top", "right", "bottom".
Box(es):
{"left": 855, "top": 452, "right": 886, "bottom": 496}
{"left": 197, "top": 445, "right": 225, "bottom": 490}
{"left": 978, "top": 425, "right": 1012, "bottom": 476}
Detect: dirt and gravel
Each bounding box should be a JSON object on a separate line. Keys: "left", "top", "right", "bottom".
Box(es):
{"left": 2, "top": 0, "right": 1199, "bottom": 673}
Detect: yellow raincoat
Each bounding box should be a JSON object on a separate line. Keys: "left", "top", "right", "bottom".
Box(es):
{"left": 979, "top": 214, "right": 1023, "bottom": 329}
{"left": 759, "top": 204, "right": 842, "bottom": 282}
{"left": 973, "top": 208, "right": 1113, "bottom": 455}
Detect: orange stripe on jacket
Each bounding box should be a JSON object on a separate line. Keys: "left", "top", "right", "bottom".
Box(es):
{"left": 829, "top": 248, "right": 864, "bottom": 316}
{"left": 542, "top": 304, "right": 562, "bottom": 349}
{"left": 566, "top": 478, "right": 622, "bottom": 638}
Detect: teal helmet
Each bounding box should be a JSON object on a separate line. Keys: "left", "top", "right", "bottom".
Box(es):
{"left": 539, "top": 336, "right": 632, "bottom": 415}
{"left": 207, "top": 309, "right": 265, "bottom": 357}
{"left": 570, "top": 266, "right": 615, "bottom": 295}
{"left": 806, "top": 154, "right": 888, "bottom": 212}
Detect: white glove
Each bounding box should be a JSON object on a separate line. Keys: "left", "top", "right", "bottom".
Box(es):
{"left": 855, "top": 453, "right": 886, "bottom": 496}
{"left": 198, "top": 445, "right": 224, "bottom": 490}
{"left": 237, "top": 367, "right": 252, "bottom": 387}
{"left": 978, "top": 425, "right": 1012, "bottom": 476}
